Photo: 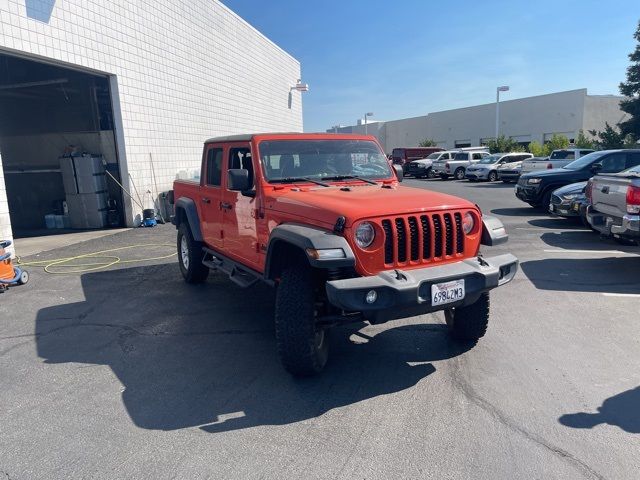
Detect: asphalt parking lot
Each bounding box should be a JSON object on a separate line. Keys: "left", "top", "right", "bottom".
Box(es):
{"left": 1, "top": 178, "right": 638, "bottom": 480}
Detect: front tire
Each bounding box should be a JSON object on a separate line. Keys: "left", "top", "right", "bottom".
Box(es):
{"left": 454, "top": 168, "right": 465, "bottom": 180}
{"left": 427, "top": 168, "right": 435, "bottom": 179}
{"left": 445, "top": 292, "right": 490, "bottom": 341}
{"left": 488, "top": 171, "right": 498, "bottom": 182}
{"left": 177, "top": 223, "right": 209, "bottom": 284}
{"left": 275, "top": 261, "right": 328, "bottom": 376}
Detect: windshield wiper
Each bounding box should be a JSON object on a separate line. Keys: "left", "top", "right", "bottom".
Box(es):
{"left": 320, "top": 175, "right": 378, "bottom": 185}
{"left": 272, "top": 177, "right": 330, "bottom": 187}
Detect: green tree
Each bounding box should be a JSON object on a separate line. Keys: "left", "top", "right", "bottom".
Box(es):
{"left": 527, "top": 141, "right": 547, "bottom": 157}
{"left": 418, "top": 139, "right": 437, "bottom": 147}
{"left": 574, "top": 130, "right": 596, "bottom": 149}
{"left": 544, "top": 134, "right": 570, "bottom": 154}
{"left": 484, "top": 135, "right": 524, "bottom": 154}
{"left": 618, "top": 20, "right": 640, "bottom": 142}
{"left": 589, "top": 123, "right": 628, "bottom": 149}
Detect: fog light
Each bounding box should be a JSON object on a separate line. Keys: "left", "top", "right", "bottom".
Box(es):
{"left": 365, "top": 290, "right": 377, "bottom": 304}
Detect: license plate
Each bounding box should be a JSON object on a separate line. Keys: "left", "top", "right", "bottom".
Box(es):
{"left": 431, "top": 279, "right": 465, "bottom": 306}
{"left": 573, "top": 203, "right": 580, "bottom": 212}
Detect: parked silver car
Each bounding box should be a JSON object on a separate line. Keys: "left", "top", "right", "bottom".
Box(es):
{"left": 465, "top": 152, "right": 533, "bottom": 182}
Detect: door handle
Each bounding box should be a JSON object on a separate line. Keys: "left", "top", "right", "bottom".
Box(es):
{"left": 220, "top": 201, "right": 232, "bottom": 211}
{"left": 202, "top": 197, "right": 211, "bottom": 204}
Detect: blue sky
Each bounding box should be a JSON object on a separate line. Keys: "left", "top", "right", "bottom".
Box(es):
{"left": 222, "top": 0, "right": 639, "bottom": 133}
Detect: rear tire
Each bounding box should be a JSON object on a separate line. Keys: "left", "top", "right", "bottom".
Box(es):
{"left": 445, "top": 292, "right": 490, "bottom": 341}
{"left": 275, "top": 260, "right": 328, "bottom": 376}
{"left": 177, "top": 223, "right": 209, "bottom": 284}
{"left": 454, "top": 168, "right": 465, "bottom": 180}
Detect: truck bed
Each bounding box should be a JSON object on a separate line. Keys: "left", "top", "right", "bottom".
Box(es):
{"left": 590, "top": 172, "right": 639, "bottom": 218}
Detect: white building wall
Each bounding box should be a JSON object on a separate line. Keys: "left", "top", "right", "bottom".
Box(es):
{"left": 0, "top": 0, "right": 303, "bottom": 230}
{"left": 332, "top": 89, "right": 624, "bottom": 153}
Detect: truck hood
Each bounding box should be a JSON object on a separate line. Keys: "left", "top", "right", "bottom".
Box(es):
{"left": 521, "top": 168, "right": 584, "bottom": 179}
{"left": 266, "top": 184, "right": 475, "bottom": 226}
{"left": 553, "top": 181, "right": 587, "bottom": 196}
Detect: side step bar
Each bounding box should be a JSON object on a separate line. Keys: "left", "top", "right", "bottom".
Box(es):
{"left": 202, "top": 248, "right": 260, "bottom": 288}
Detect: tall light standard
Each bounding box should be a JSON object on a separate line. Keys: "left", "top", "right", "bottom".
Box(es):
{"left": 495, "top": 86, "right": 509, "bottom": 139}
{"left": 364, "top": 112, "right": 374, "bottom": 135}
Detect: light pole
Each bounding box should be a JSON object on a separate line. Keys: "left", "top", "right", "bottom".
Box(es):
{"left": 364, "top": 112, "right": 373, "bottom": 135}
{"left": 495, "top": 86, "right": 509, "bottom": 139}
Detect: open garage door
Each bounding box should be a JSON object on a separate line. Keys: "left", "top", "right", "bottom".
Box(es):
{"left": 0, "top": 52, "right": 124, "bottom": 238}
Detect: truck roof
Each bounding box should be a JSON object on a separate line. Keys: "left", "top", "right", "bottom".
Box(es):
{"left": 204, "top": 132, "right": 377, "bottom": 144}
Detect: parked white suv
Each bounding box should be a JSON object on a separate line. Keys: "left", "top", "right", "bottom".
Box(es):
{"left": 432, "top": 148, "right": 490, "bottom": 180}
{"left": 405, "top": 150, "right": 458, "bottom": 178}
{"left": 521, "top": 148, "right": 595, "bottom": 174}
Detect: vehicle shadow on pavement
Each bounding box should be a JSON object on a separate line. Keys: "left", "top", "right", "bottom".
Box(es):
{"left": 35, "top": 263, "right": 471, "bottom": 433}
{"left": 490, "top": 207, "right": 546, "bottom": 217}
{"left": 559, "top": 386, "right": 640, "bottom": 434}
{"left": 540, "top": 231, "right": 623, "bottom": 250}
{"left": 528, "top": 218, "right": 586, "bottom": 230}
{"left": 465, "top": 183, "right": 514, "bottom": 189}
{"left": 520, "top": 257, "right": 640, "bottom": 294}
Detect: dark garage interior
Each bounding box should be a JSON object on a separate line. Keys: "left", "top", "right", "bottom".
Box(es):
{"left": 0, "top": 52, "right": 124, "bottom": 237}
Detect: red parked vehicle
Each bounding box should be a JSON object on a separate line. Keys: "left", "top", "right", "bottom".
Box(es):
{"left": 391, "top": 147, "right": 444, "bottom": 172}
{"left": 173, "top": 133, "right": 517, "bottom": 375}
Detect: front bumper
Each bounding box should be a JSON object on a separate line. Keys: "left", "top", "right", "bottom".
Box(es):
{"left": 587, "top": 206, "right": 640, "bottom": 238}
{"left": 515, "top": 183, "right": 540, "bottom": 203}
{"left": 405, "top": 165, "right": 429, "bottom": 176}
{"left": 549, "top": 200, "right": 580, "bottom": 217}
{"left": 465, "top": 170, "right": 489, "bottom": 180}
{"left": 498, "top": 171, "right": 520, "bottom": 181}
{"left": 325, "top": 254, "right": 518, "bottom": 324}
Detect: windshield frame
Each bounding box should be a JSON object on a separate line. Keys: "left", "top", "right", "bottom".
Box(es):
{"left": 562, "top": 151, "right": 609, "bottom": 170}
{"left": 257, "top": 139, "right": 395, "bottom": 184}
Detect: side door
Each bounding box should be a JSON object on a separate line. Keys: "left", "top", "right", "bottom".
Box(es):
{"left": 471, "top": 152, "right": 484, "bottom": 165}
{"left": 201, "top": 145, "right": 224, "bottom": 250}
{"left": 221, "top": 142, "right": 260, "bottom": 268}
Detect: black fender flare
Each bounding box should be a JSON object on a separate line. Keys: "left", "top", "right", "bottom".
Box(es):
{"left": 481, "top": 215, "right": 508, "bottom": 246}
{"left": 265, "top": 224, "right": 356, "bottom": 280}
{"left": 172, "top": 197, "right": 203, "bottom": 242}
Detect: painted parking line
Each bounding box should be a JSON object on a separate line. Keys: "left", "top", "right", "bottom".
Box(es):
{"left": 602, "top": 293, "right": 640, "bottom": 298}
{"left": 543, "top": 249, "right": 637, "bottom": 255}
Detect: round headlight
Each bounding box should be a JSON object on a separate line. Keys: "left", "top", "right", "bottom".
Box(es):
{"left": 355, "top": 222, "right": 375, "bottom": 248}
{"left": 462, "top": 212, "right": 475, "bottom": 234}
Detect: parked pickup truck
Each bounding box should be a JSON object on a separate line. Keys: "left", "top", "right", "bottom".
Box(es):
{"left": 520, "top": 148, "right": 594, "bottom": 174}
{"left": 172, "top": 133, "right": 518, "bottom": 375}
{"left": 516, "top": 150, "right": 640, "bottom": 208}
{"left": 586, "top": 158, "right": 640, "bottom": 244}
{"left": 432, "top": 148, "right": 490, "bottom": 180}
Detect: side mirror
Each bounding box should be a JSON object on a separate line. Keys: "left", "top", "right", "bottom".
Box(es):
{"left": 228, "top": 168, "right": 250, "bottom": 191}
{"left": 393, "top": 164, "right": 403, "bottom": 182}
{"left": 591, "top": 163, "right": 602, "bottom": 173}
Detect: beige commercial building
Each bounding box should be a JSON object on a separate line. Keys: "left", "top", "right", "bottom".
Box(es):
{"left": 329, "top": 89, "right": 627, "bottom": 153}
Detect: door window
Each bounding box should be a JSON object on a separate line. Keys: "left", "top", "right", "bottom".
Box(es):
{"left": 205, "top": 148, "right": 223, "bottom": 186}
{"left": 472, "top": 153, "right": 483, "bottom": 160}
{"left": 599, "top": 153, "right": 627, "bottom": 173}
{"left": 626, "top": 153, "right": 640, "bottom": 169}
{"left": 229, "top": 147, "right": 254, "bottom": 190}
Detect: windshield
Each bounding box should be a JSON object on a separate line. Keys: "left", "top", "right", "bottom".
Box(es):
{"left": 427, "top": 152, "right": 441, "bottom": 159}
{"left": 477, "top": 155, "right": 500, "bottom": 165}
{"left": 259, "top": 139, "right": 393, "bottom": 182}
{"left": 550, "top": 150, "right": 576, "bottom": 160}
{"left": 391, "top": 148, "right": 404, "bottom": 159}
{"left": 562, "top": 151, "right": 608, "bottom": 170}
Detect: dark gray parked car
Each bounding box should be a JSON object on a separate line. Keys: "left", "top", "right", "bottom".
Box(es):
{"left": 549, "top": 181, "right": 587, "bottom": 218}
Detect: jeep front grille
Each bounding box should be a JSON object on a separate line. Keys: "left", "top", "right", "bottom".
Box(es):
{"left": 379, "top": 212, "right": 465, "bottom": 266}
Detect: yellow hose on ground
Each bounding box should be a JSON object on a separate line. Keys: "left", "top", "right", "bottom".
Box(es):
{"left": 16, "top": 244, "right": 177, "bottom": 274}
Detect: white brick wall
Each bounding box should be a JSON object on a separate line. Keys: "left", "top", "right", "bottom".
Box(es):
{"left": 0, "top": 0, "right": 303, "bottom": 234}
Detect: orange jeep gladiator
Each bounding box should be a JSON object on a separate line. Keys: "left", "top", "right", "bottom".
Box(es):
{"left": 173, "top": 133, "right": 518, "bottom": 375}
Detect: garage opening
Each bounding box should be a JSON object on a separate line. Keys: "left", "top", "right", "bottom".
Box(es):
{"left": 0, "top": 52, "right": 124, "bottom": 238}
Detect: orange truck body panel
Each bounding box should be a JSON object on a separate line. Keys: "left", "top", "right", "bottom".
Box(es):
{"left": 173, "top": 133, "right": 482, "bottom": 277}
